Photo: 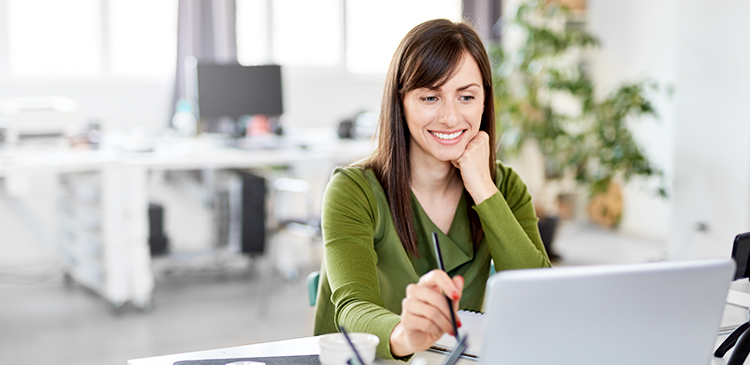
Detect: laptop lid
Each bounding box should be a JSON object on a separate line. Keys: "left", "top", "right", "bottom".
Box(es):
{"left": 479, "top": 259, "right": 734, "bottom": 365}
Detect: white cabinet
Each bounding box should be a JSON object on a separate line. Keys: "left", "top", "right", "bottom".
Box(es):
{"left": 57, "top": 163, "right": 154, "bottom": 311}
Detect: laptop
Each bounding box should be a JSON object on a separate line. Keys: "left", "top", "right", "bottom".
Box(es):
{"left": 479, "top": 259, "right": 734, "bottom": 365}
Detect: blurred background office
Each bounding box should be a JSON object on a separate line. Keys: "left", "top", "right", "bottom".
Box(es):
{"left": 0, "top": 0, "right": 748, "bottom": 364}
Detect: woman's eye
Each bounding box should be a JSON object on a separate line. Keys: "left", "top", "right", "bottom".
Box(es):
{"left": 421, "top": 96, "right": 438, "bottom": 103}
{"left": 460, "top": 95, "right": 475, "bottom": 102}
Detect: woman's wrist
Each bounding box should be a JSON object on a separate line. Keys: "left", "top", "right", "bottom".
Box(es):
{"left": 389, "top": 322, "right": 413, "bottom": 358}
{"left": 468, "top": 180, "right": 498, "bottom": 205}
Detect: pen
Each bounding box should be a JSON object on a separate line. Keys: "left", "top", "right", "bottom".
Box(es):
{"left": 439, "top": 334, "right": 468, "bottom": 365}
{"left": 432, "top": 232, "right": 459, "bottom": 340}
{"left": 340, "top": 325, "right": 366, "bottom": 365}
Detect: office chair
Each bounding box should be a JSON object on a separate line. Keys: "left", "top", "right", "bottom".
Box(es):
{"left": 307, "top": 271, "right": 320, "bottom": 306}
{"left": 269, "top": 176, "right": 321, "bottom": 281}
{"left": 715, "top": 232, "right": 750, "bottom": 365}
{"left": 271, "top": 177, "right": 319, "bottom": 233}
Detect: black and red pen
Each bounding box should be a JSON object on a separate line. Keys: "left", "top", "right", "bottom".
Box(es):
{"left": 432, "top": 232, "right": 460, "bottom": 340}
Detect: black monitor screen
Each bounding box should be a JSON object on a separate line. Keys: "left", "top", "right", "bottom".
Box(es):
{"left": 196, "top": 63, "right": 283, "bottom": 121}
{"left": 732, "top": 232, "right": 750, "bottom": 280}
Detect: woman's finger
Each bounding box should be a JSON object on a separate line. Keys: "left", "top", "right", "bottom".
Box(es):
{"left": 452, "top": 275, "right": 464, "bottom": 312}
{"left": 405, "top": 283, "right": 455, "bottom": 321}
{"left": 417, "top": 269, "right": 461, "bottom": 301}
{"left": 453, "top": 275, "right": 464, "bottom": 293}
{"left": 401, "top": 294, "right": 455, "bottom": 336}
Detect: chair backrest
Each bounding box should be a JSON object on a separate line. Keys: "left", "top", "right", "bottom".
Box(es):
{"left": 307, "top": 271, "right": 320, "bottom": 306}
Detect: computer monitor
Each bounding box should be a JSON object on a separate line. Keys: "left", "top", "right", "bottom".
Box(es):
{"left": 732, "top": 232, "right": 750, "bottom": 280}
{"left": 195, "top": 63, "right": 283, "bottom": 133}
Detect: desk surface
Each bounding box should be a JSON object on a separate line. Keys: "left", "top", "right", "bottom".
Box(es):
{"left": 128, "top": 333, "right": 750, "bottom": 365}
{"left": 128, "top": 300, "right": 750, "bottom": 365}
{"left": 126, "top": 336, "right": 457, "bottom": 365}
{"left": 0, "top": 136, "right": 375, "bottom": 172}
{"left": 128, "top": 283, "right": 750, "bottom": 365}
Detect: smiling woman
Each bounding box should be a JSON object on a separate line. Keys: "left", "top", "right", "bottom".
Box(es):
{"left": 313, "top": 19, "right": 551, "bottom": 360}
{"left": 403, "top": 54, "right": 485, "bottom": 161}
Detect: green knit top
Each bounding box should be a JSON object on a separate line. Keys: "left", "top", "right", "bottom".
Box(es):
{"left": 313, "top": 162, "right": 551, "bottom": 359}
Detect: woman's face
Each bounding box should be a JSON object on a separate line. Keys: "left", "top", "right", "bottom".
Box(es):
{"left": 403, "top": 53, "right": 485, "bottom": 165}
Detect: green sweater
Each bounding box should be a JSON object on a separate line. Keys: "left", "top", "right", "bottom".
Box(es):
{"left": 313, "top": 162, "right": 551, "bottom": 359}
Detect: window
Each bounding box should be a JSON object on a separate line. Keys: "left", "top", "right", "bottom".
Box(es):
{"left": 6, "top": 0, "right": 178, "bottom": 76}
{"left": 238, "top": 0, "right": 461, "bottom": 73}
{"left": 237, "top": 0, "right": 341, "bottom": 67}
{"left": 8, "top": 0, "right": 101, "bottom": 75}
{"left": 109, "top": 0, "right": 178, "bottom": 76}
{"left": 345, "top": 0, "right": 462, "bottom": 74}
{"left": 5, "top": 0, "right": 461, "bottom": 76}
{"left": 272, "top": 0, "right": 341, "bottom": 66}
{"left": 236, "top": 0, "right": 270, "bottom": 66}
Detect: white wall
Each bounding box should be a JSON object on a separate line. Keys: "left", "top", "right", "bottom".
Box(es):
{"left": 0, "top": 66, "right": 384, "bottom": 133}
{"left": 0, "top": 76, "right": 175, "bottom": 133}
{"left": 587, "top": 0, "right": 677, "bottom": 241}
{"left": 281, "top": 67, "right": 383, "bottom": 130}
{"left": 588, "top": 0, "right": 750, "bottom": 258}
{"left": 670, "top": 1, "right": 750, "bottom": 259}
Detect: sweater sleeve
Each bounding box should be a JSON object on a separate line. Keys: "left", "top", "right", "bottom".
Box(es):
{"left": 472, "top": 163, "right": 552, "bottom": 270}
{"left": 321, "top": 168, "right": 402, "bottom": 359}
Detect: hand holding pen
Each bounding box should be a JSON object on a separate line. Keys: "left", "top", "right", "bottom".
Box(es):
{"left": 389, "top": 236, "right": 464, "bottom": 357}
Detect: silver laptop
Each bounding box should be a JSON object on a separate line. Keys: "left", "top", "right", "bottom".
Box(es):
{"left": 479, "top": 259, "right": 734, "bottom": 365}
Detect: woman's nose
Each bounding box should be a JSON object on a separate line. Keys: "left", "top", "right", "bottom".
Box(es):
{"left": 439, "top": 100, "right": 459, "bottom": 126}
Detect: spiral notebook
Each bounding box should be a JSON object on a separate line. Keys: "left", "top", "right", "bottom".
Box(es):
{"left": 430, "top": 310, "right": 485, "bottom": 358}
{"left": 173, "top": 355, "right": 319, "bottom": 365}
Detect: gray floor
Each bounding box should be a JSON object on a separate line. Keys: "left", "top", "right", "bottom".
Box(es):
{"left": 0, "top": 221, "right": 666, "bottom": 365}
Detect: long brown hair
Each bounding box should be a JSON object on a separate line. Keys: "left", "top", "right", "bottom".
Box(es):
{"left": 365, "top": 19, "right": 497, "bottom": 257}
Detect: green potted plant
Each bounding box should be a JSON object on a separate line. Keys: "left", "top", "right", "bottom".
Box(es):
{"left": 491, "top": 0, "right": 667, "bottom": 258}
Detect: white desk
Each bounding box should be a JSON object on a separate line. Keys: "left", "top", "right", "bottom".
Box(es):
{"left": 127, "top": 297, "right": 750, "bottom": 365}
{"left": 0, "top": 135, "right": 374, "bottom": 310}
{"left": 126, "top": 336, "right": 454, "bottom": 365}
{"left": 126, "top": 332, "right": 748, "bottom": 365}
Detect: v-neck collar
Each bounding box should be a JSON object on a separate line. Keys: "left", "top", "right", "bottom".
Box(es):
{"left": 410, "top": 190, "right": 474, "bottom": 273}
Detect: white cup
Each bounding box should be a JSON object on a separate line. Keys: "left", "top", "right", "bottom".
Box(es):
{"left": 318, "top": 332, "right": 379, "bottom": 365}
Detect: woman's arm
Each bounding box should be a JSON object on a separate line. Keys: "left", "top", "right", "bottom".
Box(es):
{"left": 321, "top": 169, "right": 403, "bottom": 359}
{"left": 474, "top": 164, "right": 551, "bottom": 270}
{"left": 452, "top": 131, "right": 549, "bottom": 269}
{"left": 451, "top": 131, "right": 498, "bottom": 204}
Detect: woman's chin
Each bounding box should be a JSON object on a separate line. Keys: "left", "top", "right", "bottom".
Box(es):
{"left": 411, "top": 141, "right": 466, "bottom": 165}
{"left": 430, "top": 151, "right": 463, "bottom": 164}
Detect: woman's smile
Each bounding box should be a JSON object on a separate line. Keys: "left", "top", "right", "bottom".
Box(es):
{"left": 428, "top": 129, "right": 466, "bottom": 145}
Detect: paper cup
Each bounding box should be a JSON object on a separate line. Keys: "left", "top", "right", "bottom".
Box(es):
{"left": 319, "top": 332, "right": 379, "bottom": 365}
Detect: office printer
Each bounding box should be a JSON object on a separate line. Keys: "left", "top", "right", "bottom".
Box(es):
{"left": 0, "top": 96, "right": 79, "bottom": 146}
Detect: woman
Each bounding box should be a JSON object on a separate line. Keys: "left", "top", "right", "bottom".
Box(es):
{"left": 313, "top": 19, "right": 551, "bottom": 359}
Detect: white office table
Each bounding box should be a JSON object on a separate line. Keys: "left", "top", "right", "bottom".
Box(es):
{"left": 127, "top": 336, "right": 454, "bottom": 365}
{"left": 0, "top": 135, "right": 374, "bottom": 310}
{"left": 126, "top": 332, "right": 750, "bottom": 365}
{"left": 128, "top": 296, "right": 750, "bottom": 365}
{"left": 126, "top": 333, "right": 747, "bottom": 365}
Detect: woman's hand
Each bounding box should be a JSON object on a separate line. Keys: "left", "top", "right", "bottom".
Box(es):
{"left": 389, "top": 270, "right": 464, "bottom": 357}
{"left": 452, "top": 131, "right": 498, "bottom": 204}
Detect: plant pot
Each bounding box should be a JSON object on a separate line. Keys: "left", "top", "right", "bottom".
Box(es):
{"left": 538, "top": 216, "right": 561, "bottom": 261}
{"left": 587, "top": 181, "right": 623, "bottom": 228}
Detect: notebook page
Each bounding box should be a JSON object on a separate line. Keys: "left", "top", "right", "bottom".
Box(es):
{"left": 430, "top": 310, "right": 485, "bottom": 358}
